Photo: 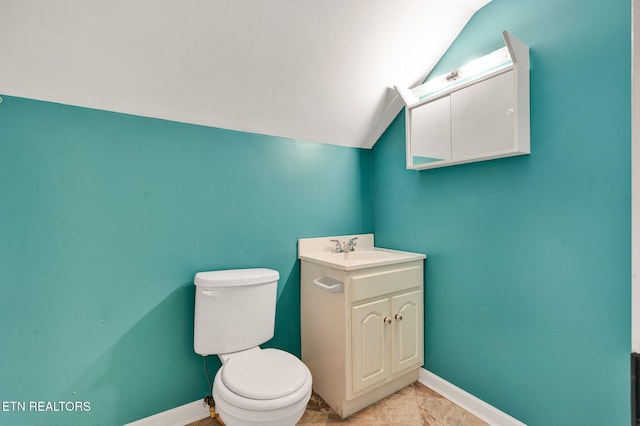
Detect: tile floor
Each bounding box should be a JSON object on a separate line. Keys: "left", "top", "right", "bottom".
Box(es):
{"left": 187, "top": 381, "right": 488, "bottom": 426}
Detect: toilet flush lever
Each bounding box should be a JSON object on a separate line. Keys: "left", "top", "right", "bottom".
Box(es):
{"left": 201, "top": 290, "right": 220, "bottom": 298}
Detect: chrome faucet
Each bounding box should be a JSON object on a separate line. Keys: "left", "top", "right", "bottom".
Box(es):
{"left": 329, "top": 237, "right": 358, "bottom": 253}
{"left": 347, "top": 237, "right": 358, "bottom": 252}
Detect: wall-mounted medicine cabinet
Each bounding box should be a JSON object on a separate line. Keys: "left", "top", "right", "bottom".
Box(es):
{"left": 395, "top": 31, "right": 530, "bottom": 170}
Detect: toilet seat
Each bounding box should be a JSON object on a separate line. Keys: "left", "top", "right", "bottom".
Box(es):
{"left": 213, "top": 349, "right": 312, "bottom": 411}
{"left": 221, "top": 348, "right": 307, "bottom": 399}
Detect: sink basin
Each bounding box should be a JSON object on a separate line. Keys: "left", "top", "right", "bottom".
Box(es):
{"left": 299, "top": 248, "right": 425, "bottom": 271}
{"left": 325, "top": 250, "right": 399, "bottom": 261}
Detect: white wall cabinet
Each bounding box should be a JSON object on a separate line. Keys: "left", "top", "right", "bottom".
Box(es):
{"left": 301, "top": 259, "right": 424, "bottom": 418}
{"left": 396, "top": 31, "right": 530, "bottom": 170}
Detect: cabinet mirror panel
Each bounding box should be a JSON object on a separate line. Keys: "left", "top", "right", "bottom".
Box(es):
{"left": 407, "top": 69, "right": 524, "bottom": 170}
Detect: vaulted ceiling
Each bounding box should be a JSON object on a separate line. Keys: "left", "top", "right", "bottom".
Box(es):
{"left": 0, "top": 0, "right": 490, "bottom": 148}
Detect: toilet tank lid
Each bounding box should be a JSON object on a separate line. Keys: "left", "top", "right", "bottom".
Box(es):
{"left": 194, "top": 268, "right": 279, "bottom": 288}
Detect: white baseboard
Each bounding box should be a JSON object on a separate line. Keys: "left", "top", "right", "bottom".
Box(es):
{"left": 123, "top": 399, "right": 210, "bottom": 426}
{"left": 418, "top": 368, "right": 527, "bottom": 426}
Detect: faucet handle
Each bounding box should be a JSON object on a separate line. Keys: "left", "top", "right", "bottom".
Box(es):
{"left": 347, "top": 237, "right": 358, "bottom": 251}
{"left": 329, "top": 239, "right": 343, "bottom": 253}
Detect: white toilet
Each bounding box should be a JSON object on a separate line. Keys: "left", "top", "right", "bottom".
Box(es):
{"left": 194, "top": 268, "right": 312, "bottom": 426}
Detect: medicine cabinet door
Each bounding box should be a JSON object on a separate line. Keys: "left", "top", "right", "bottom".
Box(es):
{"left": 408, "top": 95, "right": 451, "bottom": 166}
{"left": 450, "top": 70, "right": 516, "bottom": 159}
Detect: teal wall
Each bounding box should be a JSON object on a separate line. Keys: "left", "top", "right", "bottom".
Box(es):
{"left": 0, "top": 0, "right": 632, "bottom": 424}
{"left": 372, "top": 0, "right": 631, "bottom": 425}
{"left": 0, "top": 95, "right": 373, "bottom": 425}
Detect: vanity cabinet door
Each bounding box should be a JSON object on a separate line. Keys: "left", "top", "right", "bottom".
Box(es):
{"left": 351, "top": 298, "right": 391, "bottom": 394}
{"left": 391, "top": 290, "right": 423, "bottom": 374}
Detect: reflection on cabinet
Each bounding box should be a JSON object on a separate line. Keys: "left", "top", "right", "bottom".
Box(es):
{"left": 396, "top": 31, "right": 530, "bottom": 170}
{"left": 301, "top": 260, "right": 424, "bottom": 418}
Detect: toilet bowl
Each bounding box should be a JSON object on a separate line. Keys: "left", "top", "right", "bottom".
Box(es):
{"left": 212, "top": 348, "right": 312, "bottom": 425}
{"left": 193, "top": 268, "right": 313, "bottom": 426}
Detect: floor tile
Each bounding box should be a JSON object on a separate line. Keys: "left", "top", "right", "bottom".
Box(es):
{"left": 186, "top": 381, "right": 488, "bottom": 426}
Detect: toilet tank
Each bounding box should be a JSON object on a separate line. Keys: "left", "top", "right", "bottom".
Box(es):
{"left": 194, "top": 268, "right": 279, "bottom": 356}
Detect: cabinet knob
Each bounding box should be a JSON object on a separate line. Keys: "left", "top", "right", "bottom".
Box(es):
{"left": 383, "top": 317, "right": 392, "bottom": 325}
{"left": 395, "top": 313, "right": 403, "bottom": 321}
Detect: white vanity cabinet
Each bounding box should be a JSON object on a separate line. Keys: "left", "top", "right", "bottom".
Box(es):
{"left": 300, "top": 252, "right": 425, "bottom": 418}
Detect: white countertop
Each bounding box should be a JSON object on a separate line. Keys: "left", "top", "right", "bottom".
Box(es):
{"left": 298, "top": 234, "right": 426, "bottom": 271}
